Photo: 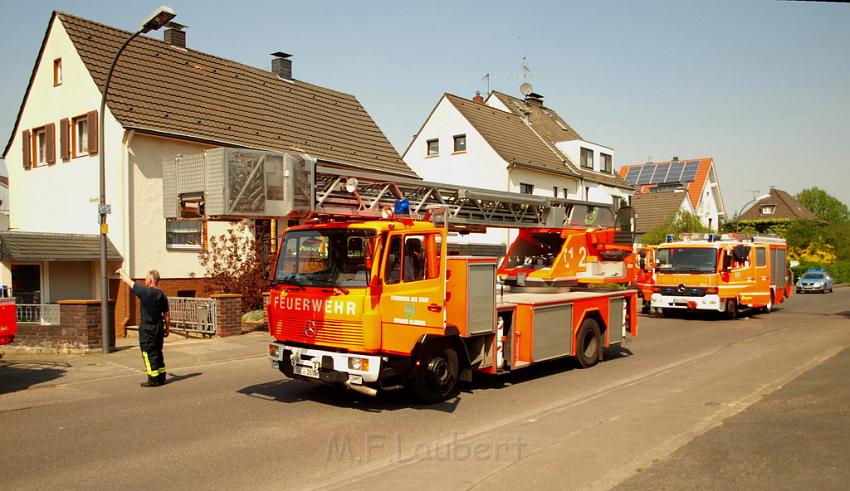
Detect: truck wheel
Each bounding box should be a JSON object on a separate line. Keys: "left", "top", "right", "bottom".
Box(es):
{"left": 661, "top": 308, "right": 675, "bottom": 318}
{"left": 762, "top": 291, "right": 774, "bottom": 313}
{"left": 725, "top": 299, "right": 738, "bottom": 320}
{"left": 576, "top": 318, "right": 602, "bottom": 368}
{"left": 411, "top": 344, "right": 459, "bottom": 404}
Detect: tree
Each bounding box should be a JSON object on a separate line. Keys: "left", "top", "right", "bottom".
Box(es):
{"left": 796, "top": 187, "right": 850, "bottom": 223}
{"left": 198, "top": 222, "right": 270, "bottom": 313}
{"left": 640, "top": 211, "right": 713, "bottom": 245}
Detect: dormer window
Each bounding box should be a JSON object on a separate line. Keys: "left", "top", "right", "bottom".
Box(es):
{"left": 760, "top": 205, "right": 776, "bottom": 216}
{"left": 600, "top": 153, "right": 612, "bottom": 173}
{"left": 580, "top": 147, "right": 594, "bottom": 169}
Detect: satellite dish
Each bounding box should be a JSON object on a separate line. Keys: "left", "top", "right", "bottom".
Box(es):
{"left": 520, "top": 82, "right": 534, "bottom": 96}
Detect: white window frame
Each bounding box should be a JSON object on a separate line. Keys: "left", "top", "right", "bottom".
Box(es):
{"left": 72, "top": 115, "right": 89, "bottom": 158}
{"left": 34, "top": 127, "right": 47, "bottom": 166}
{"left": 166, "top": 219, "right": 204, "bottom": 250}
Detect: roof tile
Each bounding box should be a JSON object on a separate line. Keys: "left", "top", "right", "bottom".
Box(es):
{"left": 57, "top": 12, "right": 416, "bottom": 177}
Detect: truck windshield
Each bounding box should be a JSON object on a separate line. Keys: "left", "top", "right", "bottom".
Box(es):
{"left": 656, "top": 247, "right": 717, "bottom": 273}
{"left": 275, "top": 229, "right": 376, "bottom": 288}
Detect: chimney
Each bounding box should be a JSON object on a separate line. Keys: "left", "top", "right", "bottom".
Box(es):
{"left": 671, "top": 156, "right": 680, "bottom": 162}
{"left": 271, "top": 52, "right": 293, "bottom": 80}
{"left": 473, "top": 90, "right": 484, "bottom": 104}
{"left": 163, "top": 22, "right": 187, "bottom": 49}
{"left": 525, "top": 92, "right": 544, "bottom": 107}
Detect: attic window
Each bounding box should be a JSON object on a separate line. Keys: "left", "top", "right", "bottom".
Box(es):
{"left": 453, "top": 134, "right": 466, "bottom": 153}
{"left": 53, "top": 58, "right": 62, "bottom": 86}
{"left": 760, "top": 205, "right": 776, "bottom": 216}
{"left": 426, "top": 139, "right": 439, "bottom": 157}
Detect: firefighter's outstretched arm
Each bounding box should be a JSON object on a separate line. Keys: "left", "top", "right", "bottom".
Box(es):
{"left": 115, "top": 269, "right": 135, "bottom": 288}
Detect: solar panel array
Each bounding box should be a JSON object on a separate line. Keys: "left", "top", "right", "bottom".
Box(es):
{"left": 623, "top": 161, "right": 701, "bottom": 186}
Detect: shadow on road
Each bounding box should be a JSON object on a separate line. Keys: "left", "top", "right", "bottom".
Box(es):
{"left": 239, "top": 346, "right": 635, "bottom": 410}
{"left": 165, "top": 372, "right": 202, "bottom": 385}
{"left": 238, "top": 379, "right": 461, "bottom": 413}
{"left": 0, "top": 360, "right": 69, "bottom": 394}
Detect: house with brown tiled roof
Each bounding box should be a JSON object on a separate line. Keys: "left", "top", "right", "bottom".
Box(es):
{"left": 738, "top": 188, "right": 817, "bottom": 222}
{"left": 403, "top": 89, "right": 633, "bottom": 249}
{"left": 1, "top": 11, "right": 415, "bottom": 332}
{"left": 618, "top": 157, "right": 726, "bottom": 232}
{"left": 630, "top": 190, "right": 694, "bottom": 237}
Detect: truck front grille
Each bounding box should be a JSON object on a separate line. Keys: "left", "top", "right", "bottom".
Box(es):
{"left": 273, "top": 316, "right": 364, "bottom": 350}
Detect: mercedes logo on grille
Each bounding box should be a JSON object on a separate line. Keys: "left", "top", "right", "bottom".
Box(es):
{"left": 304, "top": 320, "right": 317, "bottom": 338}
{"left": 678, "top": 283, "right": 686, "bottom": 293}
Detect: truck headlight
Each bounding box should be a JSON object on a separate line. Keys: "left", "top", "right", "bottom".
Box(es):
{"left": 268, "top": 344, "right": 280, "bottom": 358}
{"left": 348, "top": 357, "right": 369, "bottom": 371}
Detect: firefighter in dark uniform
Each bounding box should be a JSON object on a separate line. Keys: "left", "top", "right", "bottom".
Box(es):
{"left": 117, "top": 268, "right": 170, "bottom": 387}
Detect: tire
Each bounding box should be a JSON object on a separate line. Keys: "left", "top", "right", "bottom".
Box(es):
{"left": 762, "top": 291, "right": 774, "bottom": 313}
{"left": 575, "top": 318, "right": 603, "bottom": 368}
{"left": 725, "top": 299, "right": 738, "bottom": 320}
{"left": 796, "top": 290, "right": 802, "bottom": 294}
{"left": 661, "top": 308, "right": 676, "bottom": 318}
{"left": 410, "top": 344, "right": 459, "bottom": 404}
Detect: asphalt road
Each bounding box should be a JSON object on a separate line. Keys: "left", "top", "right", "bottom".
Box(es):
{"left": 1, "top": 288, "right": 849, "bottom": 490}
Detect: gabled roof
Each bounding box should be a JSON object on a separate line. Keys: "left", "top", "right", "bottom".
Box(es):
{"left": 619, "top": 158, "right": 714, "bottom": 207}
{"left": 0, "top": 231, "right": 121, "bottom": 261}
{"left": 489, "top": 92, "right": 632, "bottom": 190}
{"left": 5, "top": 12, "right": 416, "bottom": 178}
{"left": 631, "top": 191, "right": 691, "bottom": 234}
{"left": 738, "top": 188, "right": 818, "bottom": 221}
{"left": 444, "top": 94, "right": 575, "bottom": 176}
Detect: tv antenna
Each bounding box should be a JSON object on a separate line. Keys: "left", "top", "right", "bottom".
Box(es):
{"left": 482, "top": 72, "right": 490, "bottom": 94}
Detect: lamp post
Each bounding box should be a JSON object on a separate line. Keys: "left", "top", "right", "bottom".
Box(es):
{"left": 99, "top": 6, "right": 176, "bottom": 353}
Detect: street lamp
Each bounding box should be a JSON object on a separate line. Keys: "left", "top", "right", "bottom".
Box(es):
{"left": 99, "top": 6, "right": 176, "bottom": 353}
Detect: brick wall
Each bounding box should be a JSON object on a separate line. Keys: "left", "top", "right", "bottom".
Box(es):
{"left": 212, "top": 294, "right": 242, "bottom": 337}
{"left": 13, "top": 300, "right": 115, "bottom": 352}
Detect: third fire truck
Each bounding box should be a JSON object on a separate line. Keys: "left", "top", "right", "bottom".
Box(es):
{"left": 648, "top": 234, "right": 791, "bottom": 318}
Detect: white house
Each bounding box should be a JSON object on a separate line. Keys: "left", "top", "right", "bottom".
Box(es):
{"left": 618, "top": 157, "right": 727, "bottom": 232}
{"left": 1, "top": 11, "right": 415, "bottom": 333}
{"left": 403, "top": 90, "right": 633, "bottom": 251}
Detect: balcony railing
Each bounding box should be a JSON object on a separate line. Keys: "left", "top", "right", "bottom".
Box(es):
{"left": 17, "top": 303, "right": 61, "bottom": 325}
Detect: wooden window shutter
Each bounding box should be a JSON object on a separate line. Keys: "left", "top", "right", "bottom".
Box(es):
{"left": 87, "top": 110, "right": 98, "bottom": 155}
{"left": 60, "top": 118, "right": 70, "bottom": 160}
{"left": 46, "top": 123, "right": 56, "bottom": 164}
{"left": 22, "top": 129, "right": 31, "bottom": 169}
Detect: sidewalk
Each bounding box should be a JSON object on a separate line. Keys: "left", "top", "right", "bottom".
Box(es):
{"left": 615, "top": 346, "right": 850, "bottom": 489}
{"left": 0, "top": 331, "right": 273, "bottom": 391}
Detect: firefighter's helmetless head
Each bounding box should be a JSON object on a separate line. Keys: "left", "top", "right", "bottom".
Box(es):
{"left": 145, "top": 270, "right": 161, "bottom": 288}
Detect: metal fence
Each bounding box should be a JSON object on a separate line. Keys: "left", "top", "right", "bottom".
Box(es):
{"left": 168, "top": 297, "right": 217, "bottom": 336}
{"left": 17, "top": 303, "right": 61, "bottom": 325}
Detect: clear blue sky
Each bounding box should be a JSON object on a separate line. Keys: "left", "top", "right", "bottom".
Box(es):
{"left": 1, "top": 0, "right": 848, "bottom": 214}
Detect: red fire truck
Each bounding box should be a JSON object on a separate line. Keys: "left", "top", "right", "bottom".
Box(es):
{"left": 0, "top": 294, "right": 16, "bottom": 346}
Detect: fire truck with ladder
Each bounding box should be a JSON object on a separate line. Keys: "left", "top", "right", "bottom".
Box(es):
{"left": 164, "top": 148, "right": 640, "bottom": 403}
{"left": 648, "top": 233, "right": 791, "bottom": 318}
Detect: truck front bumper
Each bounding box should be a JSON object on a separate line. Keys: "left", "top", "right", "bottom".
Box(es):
{"left": 268, "top": 342, "right": 383, "bottom": 385}
{"left": 651, "top": 293, "right": 724, "bottom": 312}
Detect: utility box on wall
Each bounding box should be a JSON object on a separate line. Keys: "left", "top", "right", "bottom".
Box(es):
{"left": 163, "top": 148, "right": 315, "bottom": 219}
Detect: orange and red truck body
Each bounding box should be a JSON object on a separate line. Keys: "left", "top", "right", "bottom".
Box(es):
{"left": 649, "top": 235, "right": 790, "bottom": 315}
{"left": 267, "top": 219, "right": 638, "bottom": 401}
